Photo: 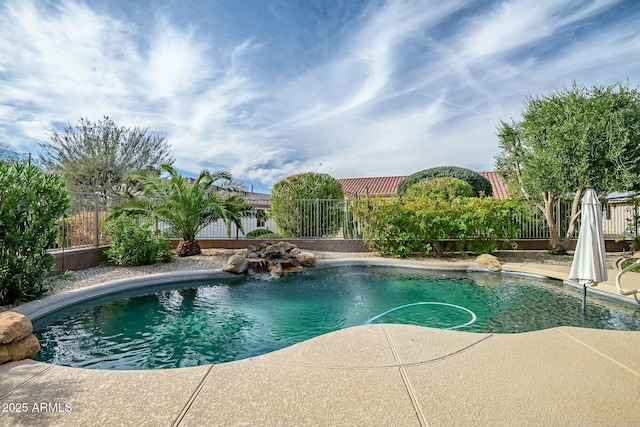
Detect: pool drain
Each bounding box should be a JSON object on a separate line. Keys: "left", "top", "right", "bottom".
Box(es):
{"left": 365, "top": 302, "right": 477, "bottom": 330}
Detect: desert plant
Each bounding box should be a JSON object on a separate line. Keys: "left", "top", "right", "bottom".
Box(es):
{"left": 0, "top": 142, "right": 21, "bottom": 165}
{"left": 38, "top": 116, "right": 173, "bottom": 196}
{"left": 110, "top": 164, "right": 252, "bottom": 256}
{"left": 0, "top": 163, "right": 70, "bottom": 304}
{"left": 103, "top": 217, "right": 174, "bottom": 266}
{"left": 341, "top": 205, "right": 363, "bottom": 239}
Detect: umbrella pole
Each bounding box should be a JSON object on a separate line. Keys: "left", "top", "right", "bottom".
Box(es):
{"left": 582, "top": 284, "right": 587, "bottom": 314}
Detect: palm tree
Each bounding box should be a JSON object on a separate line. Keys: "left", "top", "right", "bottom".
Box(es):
{"left": 110, "top": 163, "right": 253, "bottom": 256}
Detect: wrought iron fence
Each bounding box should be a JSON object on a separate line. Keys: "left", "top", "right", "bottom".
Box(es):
{"left": 52, "top": 192, "right": 125, "bottom": 248}
{"left": 270, "top": 199, "right": 363, "bottom": 239}
{"left": 512, "top": 198, "right": 634, "bottom": 240}
{"left": 603, "top": 199, "right": 636, "bottom": 238}
{"left": 157, "top": 199, "right": 279, "bottom": 239}
{"left": 51, "top": 192, "right": 633, "bottom": 249}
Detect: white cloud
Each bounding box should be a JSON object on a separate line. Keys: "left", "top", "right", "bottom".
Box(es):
{"left": 0, "top": 0, "right": 262, "bottom": 174}
{"left": 146, "top": 21, "right": 212, "bottom": 99}
{"left": 0, "top": 0, "right": 143, "bottom": 139}
{"left": 458, "top": 0, "right": 623, "bottom": 61}
{"left": 1, "top": 0, "right": 638, "bottom": 192}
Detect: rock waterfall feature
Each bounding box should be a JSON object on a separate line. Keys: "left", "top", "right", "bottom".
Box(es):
{"left": 223, "top": 241, "right": 316, "bottom": 277}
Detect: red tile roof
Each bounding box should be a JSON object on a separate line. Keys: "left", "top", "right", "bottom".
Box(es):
{"left": 479, "top": 172, "right": 510, "bottom": 199}
{"left": 337, "top": 176, "right": 407, "bottom": 198}
{"left": 337, "top": 172, "right": 510, "bottom": 199}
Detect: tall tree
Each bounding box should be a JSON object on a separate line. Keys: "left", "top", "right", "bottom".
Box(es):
{"left": 38, "top": 116, "right": 173, "bottom": 196}
{"left": 110, "top": 164, "right": 253, "bottom": 257}
{"left": 496, "top": 81, "right": 640, "bottom": 254}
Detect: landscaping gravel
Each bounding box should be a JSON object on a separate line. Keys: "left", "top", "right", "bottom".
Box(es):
{"left": 45, "top": 249, "right": 621, "bottom": 294}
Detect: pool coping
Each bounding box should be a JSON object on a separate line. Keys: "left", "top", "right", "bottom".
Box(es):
{"left": 3, "top": 258, "right": 640, "bottom": 426}
{"left": 13, "top": 270, "right": 239, "bottom": 320}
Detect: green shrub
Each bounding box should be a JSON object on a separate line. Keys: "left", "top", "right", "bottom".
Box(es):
{"left": 104, "top": 217, "right": 174, "bottom": 266}
{"left": 252, "top": 232, "right": 281, "bottom": 239}
{"left": 270, "top": 172, "right": 345, "bottom": 237}
{"left": 619, "top": 257, "right": 640, "bottom": 273}
{"left": 245, "top": 228, "right": 274, "bottom": 237}
{"left": 0, "top": 163, "right": 70, "bottom": 304}
{"left": 405, "top": 177, "right": 474, "bottom": 201}
{"left": 354, "top": 198, "right": 431, "bottom": 257}
{"left": 354, "top": 195, "right": 520, "bottom": 258}
{"left": 397, "top": 166, "right": 493, "bottom": 197}
{"left": 453, "top": 197, "right": 521, "bottom": 254}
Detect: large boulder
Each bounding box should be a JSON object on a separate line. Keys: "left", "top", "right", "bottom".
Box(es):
{"left": 268, "top": 261, "right": 284, "bottom": 276}
{"left": 296, "top": 251, "right": 316, "bottom": 267}
{"left": 223, "top": 255, "right": 249, "bottom": 274}
{"left": 0, "top": 345, "right": 10, "bottom": 364}
{"left": 0, "top": 312, "right": 40, "bottom": 365}
{"left": 282, "top": 265, "right": 305, "bottom": 274}
{"left": 244, "top": 245, "right": 261, "bottom": 258}
{"left": 476, "top": 254, "right": 502, "bottom": 271}
{"left": 265, "top": 242, "right": 296, "bottom": 257}
{"left": 6, "top": 334, "right": 40, "bottom": 361}
{"left": 288, "top": 248, "right": 302, "bottom": 257}
{"left": 0, "top": 311, "right": 33, "bottom": 344}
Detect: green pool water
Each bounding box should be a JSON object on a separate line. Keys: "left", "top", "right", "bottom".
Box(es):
{"left": 34, "top": 266, "right": 640, "bottom": 370}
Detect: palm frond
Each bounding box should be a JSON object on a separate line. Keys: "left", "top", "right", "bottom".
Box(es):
{"left": 111, "top": 163, "right": 250, "bottom": 243}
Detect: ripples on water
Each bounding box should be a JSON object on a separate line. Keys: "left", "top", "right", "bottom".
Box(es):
{"left": 34, "top": 266, "right": 640, "bottom": 369}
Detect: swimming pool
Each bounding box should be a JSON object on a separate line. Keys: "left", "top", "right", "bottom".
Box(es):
{"left": 33, "top": 265, "right": 640, "bottom": 370}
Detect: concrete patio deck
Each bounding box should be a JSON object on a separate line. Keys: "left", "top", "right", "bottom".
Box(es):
{"left": 1, "top": 259, "right": 639, "bottom": 427}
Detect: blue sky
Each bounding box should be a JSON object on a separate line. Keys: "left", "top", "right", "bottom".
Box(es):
{"left": 1, "top": 0, "right": 639, "bottom": 193}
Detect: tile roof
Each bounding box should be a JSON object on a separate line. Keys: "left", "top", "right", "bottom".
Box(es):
{"left": 337, "top": 176, "right": 407, "bottom": 198}
{"left": 243, "top": 191, "right": 272, "bottom": 207}
{"left": 479, "top": 172, "right": 510, "bottom": 199}
{"left": 337, "top": 172, "right": 510, "bottom": 199}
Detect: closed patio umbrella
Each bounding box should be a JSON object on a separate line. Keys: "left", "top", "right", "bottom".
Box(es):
{"left": 569, "top": 189, "right": 608, "bottom": 312}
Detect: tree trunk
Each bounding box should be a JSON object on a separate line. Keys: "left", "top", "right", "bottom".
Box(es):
{"left": 176, "top": 239, "right": 201, "bottom": 257}
{"left": 562, "top": 188, "right": 584, "bottom": 251}
{"left": 542, "top": 192, "right": 567, "bottom": 254}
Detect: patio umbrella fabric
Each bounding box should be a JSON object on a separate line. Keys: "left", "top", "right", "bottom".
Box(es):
{"left": 569, "top": 189, "right": 607, "bottom": 311}
{"left": 569, "top": 189, "right": 608, "bottom": 284}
